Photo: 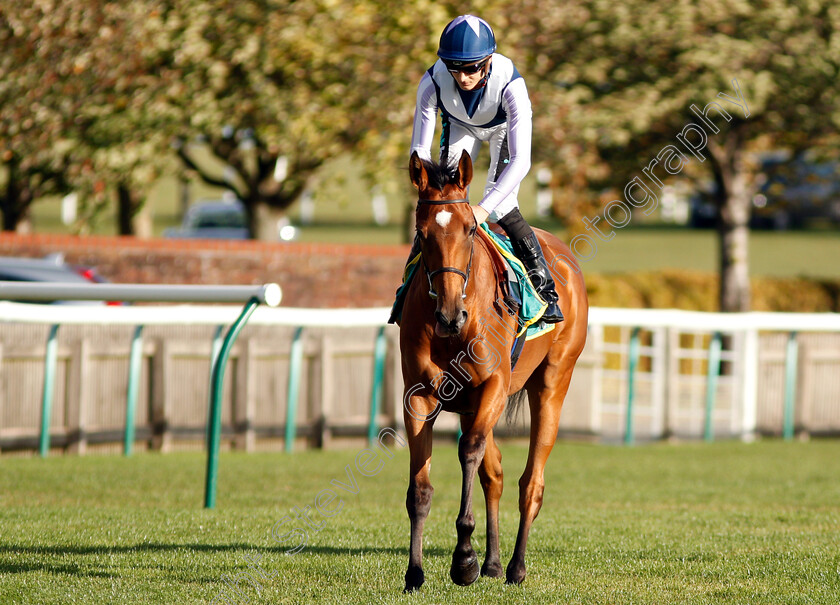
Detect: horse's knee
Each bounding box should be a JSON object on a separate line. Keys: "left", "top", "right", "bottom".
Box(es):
{"left": 478, "top": 463, "right": 503, "bottom": 500}
{"left": 406, "top": 480, "right": 434, "bottom": 518}
{"left": 478, "top": 463, "right": 502, "bottom": 487}
{"left": 518, "top": 474, "right": 545, "bottom": 517}
{"left": 458, "top": 434, "right": 486, "bottom": 467}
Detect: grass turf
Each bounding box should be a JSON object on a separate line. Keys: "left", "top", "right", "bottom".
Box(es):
{"left": 1, "top": 440, "right": 838, "bottom": 604}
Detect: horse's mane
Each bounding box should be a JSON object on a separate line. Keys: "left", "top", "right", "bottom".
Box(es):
{"left": 418, "top": 157, "right": 460, "bottom": 191}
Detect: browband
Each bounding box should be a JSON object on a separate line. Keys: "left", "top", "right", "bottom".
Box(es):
{"left": 417, "top": 198, "right": 469, "bottom": 205}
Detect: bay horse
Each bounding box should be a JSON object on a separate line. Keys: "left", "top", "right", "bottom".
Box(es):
{"left": 399, "top": 150, "right": 588, "bottom": 591}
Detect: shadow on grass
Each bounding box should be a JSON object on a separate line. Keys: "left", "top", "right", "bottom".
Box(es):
{"left": 0, "top": 560, "right": 118, "bottom": 579}
{"left": 303, "top": 544, "right": 450, "bottom": 558}
{"left": 0, "top": 542, "right": 450, "bottom": 560}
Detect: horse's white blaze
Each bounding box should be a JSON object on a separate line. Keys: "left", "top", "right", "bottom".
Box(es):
{"left": 436, "top": 210, "right": 452, "bottom": 228}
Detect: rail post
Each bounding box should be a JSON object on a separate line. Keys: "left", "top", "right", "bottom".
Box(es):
{"left": 204, "top": 297, "right": 261, "bottom": 509}
{"left": 124, "top": 325, "right": 144, "bottom": 456}
{"left": 704, "top": 332, "right": 723, "bottom": 442}
{"left": 368, "top": 326, "right": 388, "bottom": 445}
{"left": 284, "top": 327, "right": 305, "bottom": 453}
{"left": 39, "top": 325, "right": 60, "bottom": 457}
{"left": 783, "top": 331, "right": 799, "bottom": 441}
{"left": 624, "top": 327, "right": 641, "bottom": 446}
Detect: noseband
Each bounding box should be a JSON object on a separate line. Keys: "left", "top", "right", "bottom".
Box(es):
{"left": 417, "top": 198, "right": 476, "bottom": 300}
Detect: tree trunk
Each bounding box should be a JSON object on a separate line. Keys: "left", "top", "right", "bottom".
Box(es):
{"left": 717, "top": 217, "right": 750, "bottom": 312}
{"left": 117, "top": 184, "right": 152, "bottom": 238}
{"left": 243, "top": 198, "right": 258, "bottom": 240}
{"left": 710, "top": 132, "right": 751, "bottom": 312}
{"left": 1, "top": 200, "right": 26, "bottom": 232}
{"left": 2, "top": 158, "right": 31, "bottom": 232}
{"left": 253, "top": 200, "right": 284, "bottom": 241}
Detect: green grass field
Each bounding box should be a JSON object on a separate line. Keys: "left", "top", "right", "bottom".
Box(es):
{"left": 1, "top": 440, "right": 838, "bottom": 604}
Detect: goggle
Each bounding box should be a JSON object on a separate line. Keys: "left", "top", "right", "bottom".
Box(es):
{"left": 444, "top": 57, "right": 490, "bottom": 74}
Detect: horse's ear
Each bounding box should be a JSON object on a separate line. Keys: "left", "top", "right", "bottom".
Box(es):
{"left": 457, "top": 150, "right": 473, "bottom": 189}
{"left": 409, "top": 151, "right": 428, "bottom": 191}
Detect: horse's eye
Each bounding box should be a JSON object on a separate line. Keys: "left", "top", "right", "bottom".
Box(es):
{"left": 468, "top": 223, "right": 477, "bottom": 237}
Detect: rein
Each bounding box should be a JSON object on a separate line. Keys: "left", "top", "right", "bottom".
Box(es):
{"left": 417, "top": 197, "right": 476, "bottom": 300}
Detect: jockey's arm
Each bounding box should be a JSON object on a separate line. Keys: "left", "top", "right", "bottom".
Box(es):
{"left": 409, "top": 72, "right": 437, "bottom": 162}
{"left": 477, "top": 78, "right": 533, "bottom": 218}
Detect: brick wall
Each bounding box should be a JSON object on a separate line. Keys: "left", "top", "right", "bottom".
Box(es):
{"left": 0, "top": 233, "right": 410, "bottom": 308}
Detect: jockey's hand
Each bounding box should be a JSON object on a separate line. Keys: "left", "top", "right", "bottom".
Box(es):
{"left": 471, "top": 205, "right": 489, "bottom": 225}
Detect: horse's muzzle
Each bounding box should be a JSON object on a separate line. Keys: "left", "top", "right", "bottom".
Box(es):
{"left": 434, "top": 309, "right": 468, "bottom": 337}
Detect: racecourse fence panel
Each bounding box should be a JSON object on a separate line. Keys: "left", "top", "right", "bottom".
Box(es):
{"left": 1, "top": 303, "right": 840, "bottom": 454}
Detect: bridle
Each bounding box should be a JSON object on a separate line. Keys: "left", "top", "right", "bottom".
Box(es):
{"left": 417, "top": 198, "right": 477, "bottom": 300}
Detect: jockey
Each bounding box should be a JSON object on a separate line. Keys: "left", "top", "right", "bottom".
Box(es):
{"left": 389, "top": 14, "right": 564, "bottom": 325}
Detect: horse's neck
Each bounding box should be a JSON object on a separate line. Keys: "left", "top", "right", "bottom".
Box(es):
{"left": 463, "top": 235, "right": 508, "bottom": 334}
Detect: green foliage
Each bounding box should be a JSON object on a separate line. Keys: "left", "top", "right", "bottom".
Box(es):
{"left": 587, "top": 270, "right": 840, "bottom": 312}
{"left": 2, "top": 0, "right": 839, "bottom": 264}
{"left": 507, "top": 0, "right": 840, "bottom": 310}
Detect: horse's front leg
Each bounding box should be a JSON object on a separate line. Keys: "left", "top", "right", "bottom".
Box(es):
{"left": 403, "top": 393, "right": 437, "bottom": 592}
{"left": 450, "top": 378, "right": 506, "bottom": 586}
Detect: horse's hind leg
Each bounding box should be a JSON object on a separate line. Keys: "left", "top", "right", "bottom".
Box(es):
{"left": 478, "top": 430, "right": 504, "bottom": 578}
{"left": 506, "top": 366, "right": 574, "bottom": 585}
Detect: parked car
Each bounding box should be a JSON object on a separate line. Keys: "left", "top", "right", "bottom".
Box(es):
{"left": 688, "top": 190, "right": 718, "bottom": 229}
{"left": 688, "top": 153, "right": 840, "bottom": 230}
{"left": 750, "top": 156, "right": 840, "bottom": 230}
{"left": 163, "top": 198, "right": 251, "bottom": 240}
{"left": 0, "top": 254, "right": 119, "bottom": 305}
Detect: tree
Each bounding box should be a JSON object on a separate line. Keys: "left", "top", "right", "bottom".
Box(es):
{"left": 4, "top": 0, "right": 424, "bottom": 238}
{"left": 0, "top": 1, "right": 178, "bottom": 235}
{"left": 0, "top": 4, "right": 73, "bottom": 232}
{"left": 512, "top": 0, "right": 840, "bottom": 311}
{"left": 155, "top": 0, "right": 450, "bottom": 239}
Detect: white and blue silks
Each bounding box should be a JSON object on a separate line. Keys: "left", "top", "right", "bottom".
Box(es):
{"left": 409, "top": 54, "right": 533, "bottom": 223}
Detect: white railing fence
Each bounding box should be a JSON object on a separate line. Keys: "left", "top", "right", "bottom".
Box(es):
{"left": 2, "top": 301, "right": 839, "bottom": 459}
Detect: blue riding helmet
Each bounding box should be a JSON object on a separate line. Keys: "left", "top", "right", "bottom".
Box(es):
{"left": 437, "top": 15, "right": 496, "bottom": 65}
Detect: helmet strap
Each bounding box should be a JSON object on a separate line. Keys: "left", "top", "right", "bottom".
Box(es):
{"left": 476, "top": 60, "right": 491, "bottom": 89}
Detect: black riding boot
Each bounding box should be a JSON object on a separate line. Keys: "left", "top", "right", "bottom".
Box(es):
{"left": 510, "top": 231, "right": 564, "bottom": 323}
{"left": 387, "top": 235, "right": 423, "bottom": 324}
{"left": 498, "top": 209, "right": 564, "bottom": 324}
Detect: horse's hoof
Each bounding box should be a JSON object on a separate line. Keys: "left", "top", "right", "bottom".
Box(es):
{"left": 404, "top": 565, "right": 425, "bottom": 592}
{"left": 450, "top": 551, "right": 480, "bottom": 586}
{"left": 481, "top": 559, "right": 504, "bottom": 578}
{"left": 505, "top": 560, "right": 526, "bottom": 585}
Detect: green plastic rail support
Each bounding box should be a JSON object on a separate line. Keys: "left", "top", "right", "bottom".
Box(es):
{"left": 284, "top": 326, "right": 304, "bottom": 453}
{"left": 204, "top": 297, "right": 260, "bottom": 510}
{"left": 624, "top": 327, "right": 641, "bottom": 446}
{"left": 783, "top": 331, "right": 799, "bottom": 441}
{"left": 205, "top": 325, "right": 225, "bottom": 445}
{"left": 368, "top": 326, "right": 388, "bottom": 445}
{"left": 39, "top": 325, "right": 60, "bottom": 457}
{"left": 124, "top": 325, "right": 144, "bottom": 456}
{"left": 704, "top": 331, "right": 723, "bottom": 442}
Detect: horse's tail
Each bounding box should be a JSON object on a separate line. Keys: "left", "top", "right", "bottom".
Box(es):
{"left": 505, "top": 388, "right": 528, "bottom": 425}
